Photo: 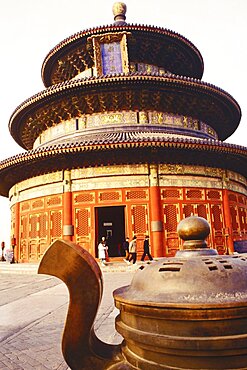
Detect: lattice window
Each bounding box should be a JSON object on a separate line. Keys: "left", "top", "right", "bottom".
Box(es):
{"left": 32, "top": 199, "right": 44, "bottom": 209}
{"left": 162, "top": 189, "right": 181, "bottom": 199}
{"left": 21, "top": 216, "right": 28, "bottom": 239}
{"left": 29, "top": 215, "right": 39, "bottom": 238}
{"left": 211, "top": 205, "right": 222, "bottom": 231}
{"left": 29, "top": 240, "right": 38, "bottom": 260}
{"left": 197, "top": 204, "right": 207, "bottom": 219}
{"left": 186, "top": 189, "right": 203, "bottom": 200}
{"left": 238, "top": 195, "right": 245, "bottom": 205}
{"left": 206, "top": 190, "right": 221, "bottom": 200}
{"left": 39, "top": 213, "right": 47, "bottom": 238}
{"left": 21, "top": 202, "right": 30, "bottom": 212}
{"left": 75, "top": 193, "right": 94, "bottom": 203}
{"left": 99, "top": 192, "right": 120, "bottom": 201}
{"left": 47, "top": 196, "right": 62, "bottom": 206}
{"left": 243, "top": 208, "right": 247, "bottom": 229}
{"left": 164, "top": 205, "right": 177, "bottom": 232}
{"left": 51, "top": 211, "right": 62, "bottom": 237}
{"left": 166, "top": 237, "right": 179, "bottom": 253}
{"left": 131, "top": 205, "right": 147, "bottom": 234}
{"left": 229, "top": 193, "right": 237, "bottom": 203}
{"left": 20, "top": 240, "right": 27, "bottom": 260}
{"left": 183, "top": 204, "right": 194, "bottom": 218}
{"left": 230, "top": 206, "right": 239, "bottom": 232}
{"left": 126, "top": 190, "right": 147, "bottom": 200}
{"left": 76, "top": 208, "right": 90, "bottom": 236}
{"left": 238, "top": 207, "right": 246, "bottom": 231}
{"left": 39, "top": 239, "right": 48, "bottom": 255}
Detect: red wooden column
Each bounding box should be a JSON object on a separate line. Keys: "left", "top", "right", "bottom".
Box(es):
{"left": 13, "top": 201, "right": 20, "bottom": 261}
{"left": 149, "top": 164, "right": 164, "bottom": 257}
{"left": 63, "top": 170, "right": 74, "bottom": 241}
{"left": 222, "top": 188, "right": 234, "bottom": 254}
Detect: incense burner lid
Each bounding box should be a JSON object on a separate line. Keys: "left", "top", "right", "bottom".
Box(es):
{"left": 115, "top": 216, "right": 247, "bottom": 307}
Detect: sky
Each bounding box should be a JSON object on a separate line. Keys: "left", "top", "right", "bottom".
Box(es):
{"left": 0, "top": 0, "right": 246, "bottom": 246}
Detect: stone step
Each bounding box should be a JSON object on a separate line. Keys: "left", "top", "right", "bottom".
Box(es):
{"left": 0, "top": 260, "right": 148, "bottom": 274}
{"left": 0, "top": 261, "right": 38, "bottom": 274}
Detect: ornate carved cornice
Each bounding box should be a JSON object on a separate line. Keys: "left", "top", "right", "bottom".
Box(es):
{"left": 9, "top": 73, "right": 241, "bottom": 150}
{"left": 0, "top": 133, "right": 246, "bottom": 197}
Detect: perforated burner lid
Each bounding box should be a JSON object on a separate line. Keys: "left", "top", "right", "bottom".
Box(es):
{"left": 116, "top": 254, "right": 247, "bottom": 307}
{"left": 114, "top": 217, "right": 247, "bottom": 308}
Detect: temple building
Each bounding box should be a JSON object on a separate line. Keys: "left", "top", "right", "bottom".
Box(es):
{"left": 0, "top": 3, "right": 246, "bottom": 262}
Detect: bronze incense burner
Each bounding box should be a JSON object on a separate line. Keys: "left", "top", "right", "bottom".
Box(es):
{"left": 39, "top": 216, "right": 247, "bottom": 369}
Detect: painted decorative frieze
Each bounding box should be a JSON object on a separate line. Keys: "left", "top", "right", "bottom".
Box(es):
{"left": 71, "top": 164, "right": 148, "bottom": 179}
{"left": 33, "top": 111, "right": 218, "bottom": 147}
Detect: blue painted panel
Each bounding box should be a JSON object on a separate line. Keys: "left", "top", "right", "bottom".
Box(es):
{"left": 101, "top": 42, "right": 123, "bottom": 74}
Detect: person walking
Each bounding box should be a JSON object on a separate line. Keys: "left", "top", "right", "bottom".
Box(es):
{"left": 98, "top": 237, "right": 108, "bottom": 266}
{"left": 1, "top": 241, "right": 5, "bottom": 262}
{"left": 141, "top": 235, "right": 153, "bottom": 261}
{"left": 123, "top": 237, "right": 130, "bottom": 262}
{"left": 128, "top": 236, "right": 137, "bottom": 264}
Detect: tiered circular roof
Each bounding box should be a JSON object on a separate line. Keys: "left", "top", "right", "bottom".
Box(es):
{"left": 41, "top": 24, "right": 204, "bottom": 87}
{"left": 9, "top": 73, "right": 241, "bottom": 150}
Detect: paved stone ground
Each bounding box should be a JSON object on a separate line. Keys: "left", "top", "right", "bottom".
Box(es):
{"left": 0, "top": 269, "right": 134, "bottom": 370}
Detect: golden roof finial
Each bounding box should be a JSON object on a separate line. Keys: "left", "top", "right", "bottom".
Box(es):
{"left": 112, "top": 2, "right": 127, "bottom": 24}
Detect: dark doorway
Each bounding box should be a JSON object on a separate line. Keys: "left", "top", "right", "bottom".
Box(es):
{"left": 95, "top": 206, "right": 125, "bottom": 257}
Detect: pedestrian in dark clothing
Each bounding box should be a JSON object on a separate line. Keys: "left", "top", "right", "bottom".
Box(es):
{"left": 141, "top": 235, "right": 153, "bottom": 261}
{"left": 123, "top": 237, "right": 130, "bottom": 261}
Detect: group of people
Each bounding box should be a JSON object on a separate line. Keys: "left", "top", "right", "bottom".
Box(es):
{"left": 98, "top": 235, "right": 153, "bottom": 266}
{"left": 123, "top": 235, "right": 153, "bottom": 265}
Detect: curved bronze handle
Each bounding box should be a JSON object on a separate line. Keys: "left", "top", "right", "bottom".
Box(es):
{"left": 38, "top": 239, "right": 122, "bottom": 370}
